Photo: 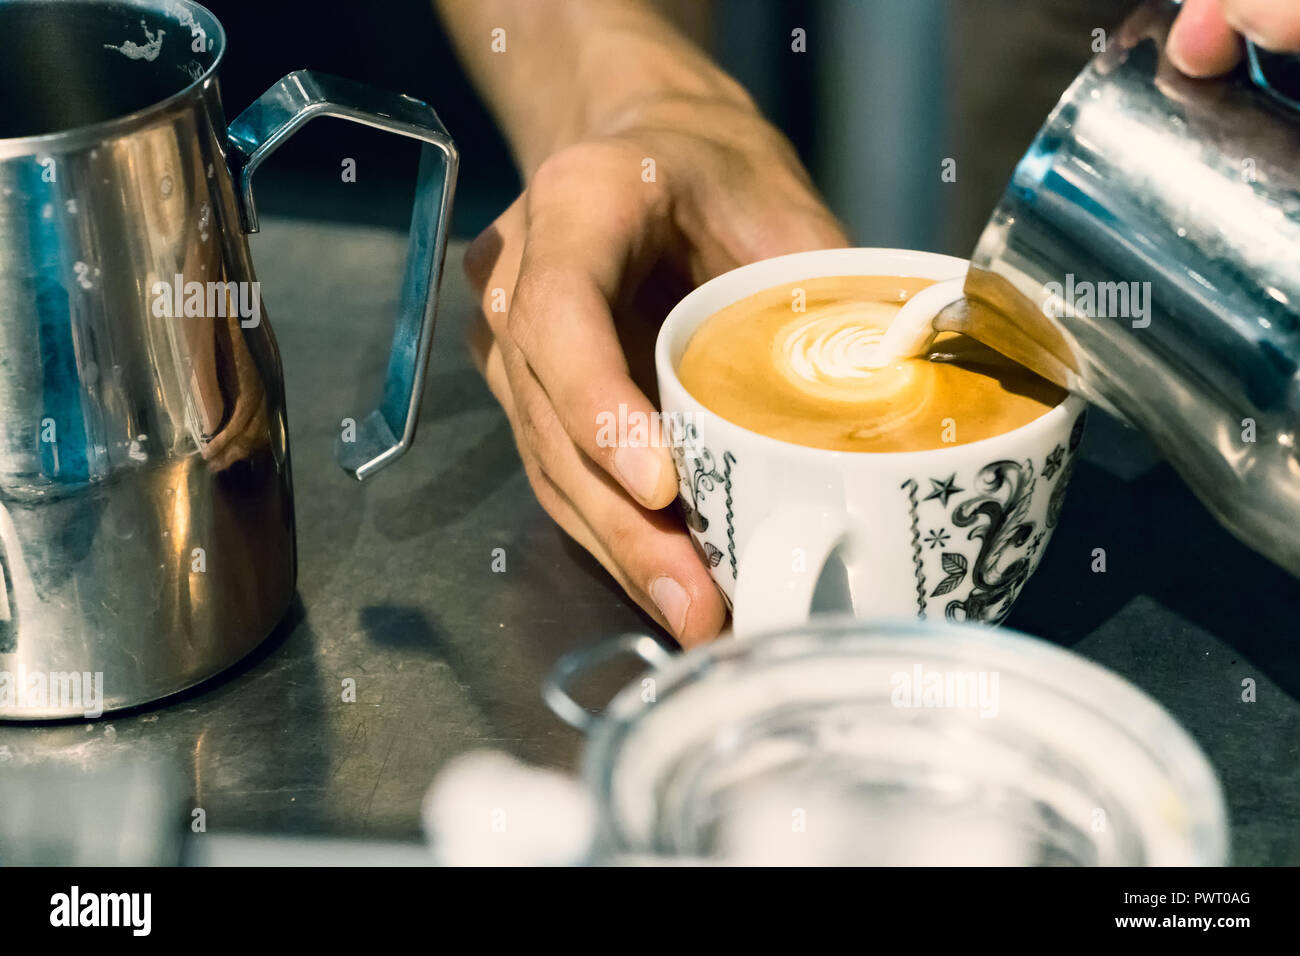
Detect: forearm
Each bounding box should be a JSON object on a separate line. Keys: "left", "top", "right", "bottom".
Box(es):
{"left": 433, "top": 0, "right": 752, "bottom": 175}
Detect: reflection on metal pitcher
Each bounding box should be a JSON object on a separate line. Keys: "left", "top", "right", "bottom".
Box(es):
{"left": 0, "top": 0, "right": 457, "bottom": 716}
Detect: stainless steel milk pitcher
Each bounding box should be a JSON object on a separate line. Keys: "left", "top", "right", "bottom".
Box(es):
{"left": 0, "top": 0, "right": 457, "bottom": 717}
{"left": 961, "top": 0, "right": 1300, "bottom": 578}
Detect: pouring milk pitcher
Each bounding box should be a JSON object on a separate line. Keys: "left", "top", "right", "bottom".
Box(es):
{"left": 958, "top": 0, "right": 1300, "bottom": 577}
{"left": 0, "top": 0, "right": 457, "bottom": 717}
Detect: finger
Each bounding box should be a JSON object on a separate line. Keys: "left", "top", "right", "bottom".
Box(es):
{"left": 467, "top": 203, "right": 725, "bottom": 643}
{"left": 506, "top": 146, "right": 679, "bottom": 511}
{"left": 476, "top": 325, "right": 626, "bottom": 578}
{"left": 670, "top": 154, "right": 850, "bottom": 282}
{"left": 478, "top": 325, "right": 726, "bottom": 646}
{"left": 465, "top": 202, "right": 550, "bottom": 459}
{"left": 464, "top": 197, "right": 526, "bottom": 337}
{"left": 485, "top": 347, "right": 617, "bottom": 586}
{"left": 713, "top": 193, "right": 850, "bottom": 271}
{"left": 490, "top": 330, "right": 727, "bottom": 645}
{"left": 1168, "top": 0, "right": 1244, "bottom": 76}
{"left": 1219, "top": 0, "right": 1300, "bottom": 51}
{"left": 467, "top": 200, "right": 588, "bottom": 496}
{"left": 738, "top": 196, "right": 850, "bottom": 263}
{"left": 721, "top": 158, "right": 852, "bottom": 261}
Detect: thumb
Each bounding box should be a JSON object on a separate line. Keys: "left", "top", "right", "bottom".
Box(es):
{"left": 1168, "top": 0, "right": 1243, "bottom": 77}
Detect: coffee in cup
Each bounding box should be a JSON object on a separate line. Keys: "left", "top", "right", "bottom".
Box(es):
{"left": 676, "top": 275, "right": 1065, "bottom": 454}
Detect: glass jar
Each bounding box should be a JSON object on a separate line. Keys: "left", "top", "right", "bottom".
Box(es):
{"left": 545, "top": 618, "right": 1228, "bottom": 865}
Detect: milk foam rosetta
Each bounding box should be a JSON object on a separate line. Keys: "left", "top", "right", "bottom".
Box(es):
{"left": 676, "top": 275, "right": 1065, "bottom": 453}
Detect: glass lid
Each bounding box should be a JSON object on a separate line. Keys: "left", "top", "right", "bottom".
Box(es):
{"left": 584, "top": 618, "right": 1227, "bottom": 866}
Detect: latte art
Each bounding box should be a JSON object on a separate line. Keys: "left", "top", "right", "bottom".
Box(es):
{"left": 771, "top": 301, "right": 930, "bottom": 440}
{"left": 782, "top": 307, "right": 883, "bottom": 382}
{"left": 677, "top": 275, "right": 1065, "bottom": 453}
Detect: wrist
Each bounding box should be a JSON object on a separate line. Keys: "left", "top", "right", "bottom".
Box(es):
{"left": 520, "top": 16, "right": 754, "bottom": 171}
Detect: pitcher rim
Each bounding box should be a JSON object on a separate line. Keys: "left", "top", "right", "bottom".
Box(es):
{"left": 0, "top": 0, "right": 227, "bottom": 155}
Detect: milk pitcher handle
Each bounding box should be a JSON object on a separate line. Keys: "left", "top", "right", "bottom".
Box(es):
{"left": 226, "top": 70, "right": 459, "bottom": 480}
{"left": 1246, "top": 43, "right": 1300, "bottom": 112}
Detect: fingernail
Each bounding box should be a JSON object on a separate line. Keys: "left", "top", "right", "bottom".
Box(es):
{"left": 614, "top": 446, "right": 662, "bottom": 504}
{"left": 651, "top": 576, "right": 691, "bottom": 635}
{"left": 1166, "top": 18, "right": 1192, "bottom": 71}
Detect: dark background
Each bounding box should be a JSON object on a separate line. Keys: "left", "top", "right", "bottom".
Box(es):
{"left": 200, "top": 0, "right": 513, "bottom": 236}
{"left": 199, "top": 0, "right": 824, "bottom": 241}
{"left": 197, "top": 0, "right": 1134, "bottom": 253}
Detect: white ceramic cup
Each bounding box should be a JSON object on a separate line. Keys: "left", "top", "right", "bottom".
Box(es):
{"left": 655, "top": 248, "right": 1087, "bottom": 637}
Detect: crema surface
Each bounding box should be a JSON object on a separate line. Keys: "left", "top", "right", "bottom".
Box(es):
{"left": 677, "top": 275, "right": 1065, "bottom": 453}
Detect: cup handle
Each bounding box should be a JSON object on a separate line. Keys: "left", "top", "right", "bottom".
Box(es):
{"left": 731, "top": 505, "right": 854, "bottom": 638}
{"left": 226, "top": 71, "right": 459, "bottom": 480}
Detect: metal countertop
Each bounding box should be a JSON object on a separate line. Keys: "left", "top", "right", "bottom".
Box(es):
{"left": 1, "top": 218, "right": 1295, "bottom": 865}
